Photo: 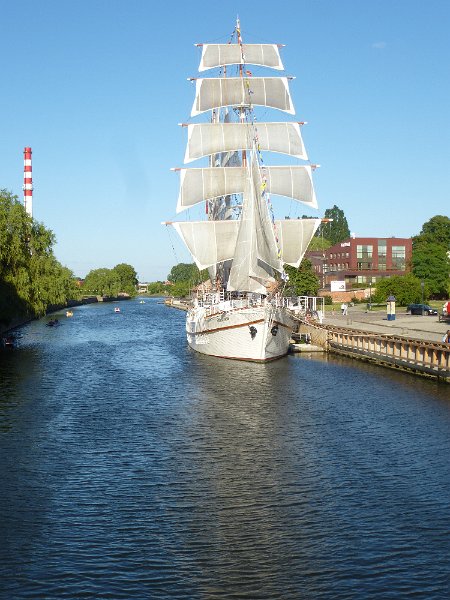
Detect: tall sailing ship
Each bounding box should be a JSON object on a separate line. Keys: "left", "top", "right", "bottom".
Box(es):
{"left": 165, "top": 21, "right": 322, "bottom": 361}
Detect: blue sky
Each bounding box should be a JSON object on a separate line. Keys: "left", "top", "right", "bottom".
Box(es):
{"left": 1, "top": 0, "right": 449, "bottom": 281}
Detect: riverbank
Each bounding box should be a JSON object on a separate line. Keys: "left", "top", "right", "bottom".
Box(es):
{"left": 0, "top": 294, "right": 133, "bottom": 337}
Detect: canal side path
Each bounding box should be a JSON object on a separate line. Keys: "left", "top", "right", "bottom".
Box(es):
{"left": 323, "top": 307, "right": 449, "bottom": 344}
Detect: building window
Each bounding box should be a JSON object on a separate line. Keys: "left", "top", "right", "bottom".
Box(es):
{"left": 357, "top": 244, "right": 373, "bottom": 259}
{"left": 392, "top": 245, "right": 406, "bottom": 271}
{"left": 357, "top": 261, "right": 372, "bottom": 270}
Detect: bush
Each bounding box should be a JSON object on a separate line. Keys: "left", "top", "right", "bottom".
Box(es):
{"left": 323, "top": 295, "right": 333, "bottom": 305}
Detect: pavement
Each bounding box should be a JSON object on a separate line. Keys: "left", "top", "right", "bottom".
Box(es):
{"left": 322, "top": 308, "right": 450, "bottom": 344}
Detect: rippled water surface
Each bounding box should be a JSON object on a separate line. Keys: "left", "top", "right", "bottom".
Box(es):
{"left": 1, "top": 298, "right": 450, "bottom": 599}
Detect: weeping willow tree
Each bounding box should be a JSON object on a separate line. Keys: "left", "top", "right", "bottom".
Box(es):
{"left": 0, "top": 189, "right": 79, "bottom": 326}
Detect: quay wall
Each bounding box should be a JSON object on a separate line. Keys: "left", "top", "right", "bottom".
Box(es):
{"left": 299, "top": 321, "right": 450, "bottom": 382}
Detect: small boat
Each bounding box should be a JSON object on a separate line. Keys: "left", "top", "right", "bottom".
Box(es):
{"left": 139, "top": 300, "right": 145, "bottom": 304}
{"left": 66, "top": 310, "right": 74, "bottom": 317}
{"left": 2, "top": 335, "right": 14, "bottom": 349}
{"left": 114, "top": 307, "right": 121, "bottom": 313}
{"left": 46, "top": 319, "right": 60, "bottom": 327}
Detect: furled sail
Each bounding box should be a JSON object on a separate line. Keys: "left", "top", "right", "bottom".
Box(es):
{"left": 227, "top": 153, "right": 282, "bottom": 294}
{"left": 176, "top": 165, "right": 317, "bottom": 212}
{"left": 199, "top": 44, "right": 284, "bottom": 71}
{"left": 172, "top": 221, "right": 239, "bottom": 270}
{"left": 191, "top": 77, "right": 295, "bottom": 117}
{"left": 275, "top": 218, "right": 322, "bottom": 267}
{"left": 184, "top": 122, "right": 307, "bottom": 163}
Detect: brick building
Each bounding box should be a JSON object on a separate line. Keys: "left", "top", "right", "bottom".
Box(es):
{"left": 307, "top": 236, "right": 413, "bottom": 290}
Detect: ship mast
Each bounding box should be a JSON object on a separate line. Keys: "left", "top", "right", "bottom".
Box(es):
{"left": 236, "top": 18, "right": 247, "bottom": 168}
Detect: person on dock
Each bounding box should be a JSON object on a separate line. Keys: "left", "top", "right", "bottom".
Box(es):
{"left": 442, "top": 330, "right": 450, "bottom": 343}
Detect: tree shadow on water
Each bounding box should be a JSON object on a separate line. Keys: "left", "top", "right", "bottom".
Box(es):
{"left": 0, "top": 276, "right": 32, "bottom": 332}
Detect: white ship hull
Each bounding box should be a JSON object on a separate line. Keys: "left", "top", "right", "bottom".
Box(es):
{"left": 186, "top": 302, "right": 295, "bottom": 362}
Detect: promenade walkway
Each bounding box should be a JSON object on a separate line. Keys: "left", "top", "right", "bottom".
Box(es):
{"left": 323, "top": 307, "right": 449, "bottom": 344}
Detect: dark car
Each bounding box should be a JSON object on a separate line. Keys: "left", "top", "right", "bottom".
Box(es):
{"left": 406, "top": 303, "right": 438, "bottom": 316}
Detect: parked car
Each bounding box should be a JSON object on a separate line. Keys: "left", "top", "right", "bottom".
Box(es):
{"left": 406, "top": 303, "right": 438, "bottom": 316}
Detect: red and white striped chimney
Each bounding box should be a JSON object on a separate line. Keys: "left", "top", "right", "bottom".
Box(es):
{"left": 23, "top": 147, "right": 33, "bottom": 217}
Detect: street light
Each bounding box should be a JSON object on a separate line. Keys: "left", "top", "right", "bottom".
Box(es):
{"left": 421, "top": 280, "right": 424, "bottom": 315}
{"left": 369, "top": 281, "right": 372, "bottom": 310}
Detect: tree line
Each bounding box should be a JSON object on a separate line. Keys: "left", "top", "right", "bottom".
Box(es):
{"left": 82, "top": 264, "right": 138, "bottom": 297}
{"left": 0, "top": 189, "right": 138, "bottom": 329}
{"left": 0, "top": 189, "right": 79, "bottom": 327}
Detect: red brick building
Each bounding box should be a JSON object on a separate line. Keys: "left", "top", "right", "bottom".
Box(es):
{"left": 307, "top": 236, "right": 413, "bottom": 290}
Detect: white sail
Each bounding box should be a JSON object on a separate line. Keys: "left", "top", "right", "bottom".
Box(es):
{"left": 191, "top": 77, "right": 295, "bottom": 117}
{"left": 177, "top": 167, "right": 245, "bottom": 213}
{"left": 264, "top": 165, "right": 318, "bottom": 209}
{"left": 172, "top": 221, "right": 239, "bottom": 270}
{"left": 177, "top": 165, "right": 317, "bottom": 212}
{"left": 275, "top": 218, "right": 322, "bottom": 267}
{"left": 184, "top": 122, "right": 307, "bottom": 163}
{"left": 173, "top": 217, "right": 320, "bottom": 273}
{"left": 199, "top": 44, "right": 284, "bottom": 71}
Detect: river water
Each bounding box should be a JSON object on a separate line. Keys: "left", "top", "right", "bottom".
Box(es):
{"left": 1, "top": 297, "right": 449, "bottom": 599}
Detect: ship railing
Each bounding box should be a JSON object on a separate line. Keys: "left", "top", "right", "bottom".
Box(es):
{"left": 283, "top": 295, "right": 325, "bottom": 314}
{"left": 196, "top": 293, "right": 268, "bottom": 317}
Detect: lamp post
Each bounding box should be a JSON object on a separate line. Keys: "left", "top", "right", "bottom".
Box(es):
{"left": 369, "top": 282, "right": 372, "bottom": 310}
{"left": 421, "top": 280, "right": 424, "bottom": 315}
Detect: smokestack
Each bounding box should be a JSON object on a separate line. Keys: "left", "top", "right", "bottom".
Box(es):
{"left": 23, "top": 147, "right": 33, "bottom": 217}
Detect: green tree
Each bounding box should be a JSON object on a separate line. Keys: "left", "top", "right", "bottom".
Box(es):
{"left": 167, "top": 263, "right": 208, "bottom": 284}
{"left": 147, "top": 281, "right": 166, "bottom": 295}
{"left": 283, "top": 259, "right": 319, "bottom": 296}
{"left": 112, "top": 263, "right": 138, "bottom": 296}
{"left": 316, "top": 205, "right": 350, "bottom": 246}
{"left": 412, "top": 215, "right": 450, "bottom": 298}
{"left": 169, "top": 280, "right": 192, "bottom": 298}
{"left": 419, "top": 215, "right": 450, "bottom": 245}
{"left": 0, "top": 188, "right": 79, "bottom": 324}
{"left": 83, "top": 268, "right": 120, "bottom": 296}
{"left": 307, "top": 236, "right": 331, "bottom": 251}
{"left": 83, "top": 264, "right": 138, "bottom": 296}
{"left": 372, "top": 274, "right": 428, "bottom": 306}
